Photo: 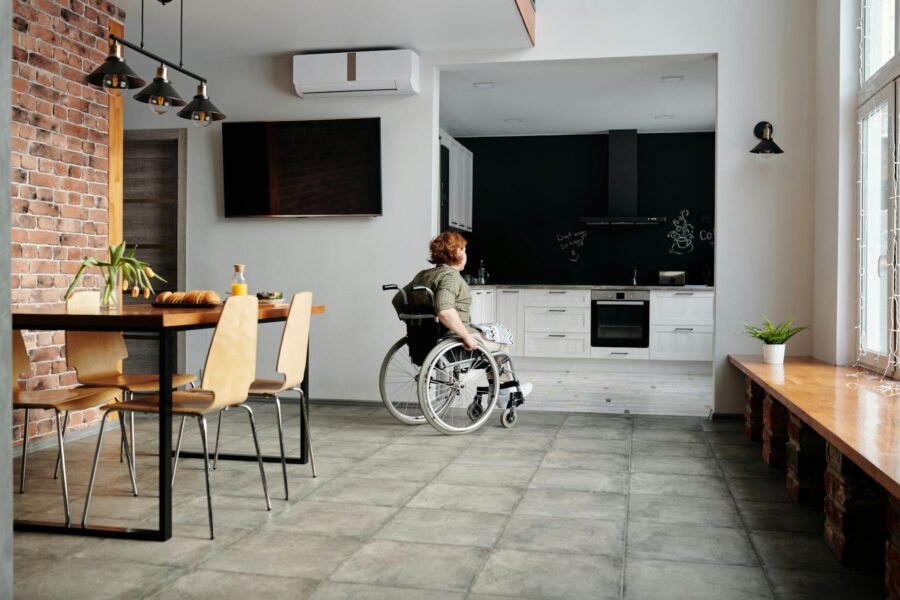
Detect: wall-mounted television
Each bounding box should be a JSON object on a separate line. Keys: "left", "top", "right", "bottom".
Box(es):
{"left": 222, "top": 117, "right": 382, "bottom": 217}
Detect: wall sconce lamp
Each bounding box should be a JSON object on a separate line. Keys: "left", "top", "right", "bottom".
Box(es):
{"left": 750, "top": 121, "right": 783, "bottom": 155}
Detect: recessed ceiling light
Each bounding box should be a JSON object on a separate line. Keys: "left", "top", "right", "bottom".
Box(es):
{"left": 660, "top": 75, "right": 684, "bottom": 83}
{"left": 504, "top": 118, "right": 522, "bottom": 124}
{"left": 473, "top": 82, "right": 495, "bottom": 90}
{"left": 654, "top": 114, "right": 675, "bottom": 120}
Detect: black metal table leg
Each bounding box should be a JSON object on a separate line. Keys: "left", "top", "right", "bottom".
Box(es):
{"left": 156, "top": 329, "right": 174, "bottom": 541}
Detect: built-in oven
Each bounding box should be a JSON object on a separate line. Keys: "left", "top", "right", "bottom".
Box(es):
{"left": 590, "top": 290, "right": 650, "bottom": 348}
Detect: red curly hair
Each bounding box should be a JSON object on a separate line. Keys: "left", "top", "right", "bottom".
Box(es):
{"left": 429, "top": 231, "right": 467, "bottom": 265}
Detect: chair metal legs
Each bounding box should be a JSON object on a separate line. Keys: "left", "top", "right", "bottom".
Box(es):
{"left": 238, "top": 404, "right": 272, "bottom": 512}
{"left": 197, "top": 415, "right": 214, "bottom": 540}
{"left": 273, "top": 395, "right": 289, "bottom": 499}
{"left": 212, "top": 408, "right": 226, "bottom": 470}
{"left": 82, "top": 410, "right": 112, "bottom": 527}
{"left": 19, "top": 408, "right": 29, "bottom": 494}
{"left": 171, "top": 415, "right": 187, "bottom": 488}
{"left": 54, "top": 410, "right": 70, "bottom": 527}
{"left": 118, "top": 413, "right": 139, "bottom": 497}
{"left": 293, "top": 387, "right": 317, "bottom": 478}
{"left": 53, "top": 410, "right": 69, "bottom": 480}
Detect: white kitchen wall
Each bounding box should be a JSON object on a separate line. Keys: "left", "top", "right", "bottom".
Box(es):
{"left": 124, "top": 0, "right": 826, "bottom": 413}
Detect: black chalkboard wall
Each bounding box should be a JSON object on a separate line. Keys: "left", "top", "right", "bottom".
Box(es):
{"left": 456, "top": 133, "right": 715, "bottom": 286}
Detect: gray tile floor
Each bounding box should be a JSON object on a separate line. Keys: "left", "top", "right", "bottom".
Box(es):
{"left": 11, "top": 402, "right": 887, "bottom": 599}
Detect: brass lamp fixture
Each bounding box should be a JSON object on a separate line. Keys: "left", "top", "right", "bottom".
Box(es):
{"left": 85, "top": 0, "right": 225, "bottom": 124}
{"left": 750, "top": 121, "right": 783, "bottom": 155}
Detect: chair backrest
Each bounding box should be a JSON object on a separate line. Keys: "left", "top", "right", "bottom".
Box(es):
{"left": 200, "top": 295, "right": 258, "bottom": 409}
{"left": 12, "top": 331, "right": 31, "bottom": 393}
{"left": 65, "top": 291, "right": 127, "bottom": 380}
{"left": 275, "top": 292, "right": 313, "bottom": 389}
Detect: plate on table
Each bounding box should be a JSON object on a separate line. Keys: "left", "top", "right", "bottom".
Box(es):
{"left": 258, "top": 298, "right": 288, "bottom": 305}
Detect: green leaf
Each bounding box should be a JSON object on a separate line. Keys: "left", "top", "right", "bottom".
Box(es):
{"left": 742, "top": 317, "right": 807, "bottom": 344}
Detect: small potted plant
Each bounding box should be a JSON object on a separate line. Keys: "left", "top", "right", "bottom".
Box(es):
{"left": 743, "top": 317, "right": 807, "bottom": 365}
{"left": 65, "top": 241, "right": 165, "bottom": 308}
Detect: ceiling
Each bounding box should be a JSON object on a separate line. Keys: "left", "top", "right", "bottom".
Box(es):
{"left": 440, "top": 55, "right": 717, "bottom": 137}
{"left": 116, "top": 0, "right": 532, "bottom": 64}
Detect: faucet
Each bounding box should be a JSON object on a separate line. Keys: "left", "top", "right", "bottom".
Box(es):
{"left": 631, "top": 266, "right": 638, "bottom": 286}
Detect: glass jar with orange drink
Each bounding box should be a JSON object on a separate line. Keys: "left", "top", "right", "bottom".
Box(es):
{"left": 231, "top": 264, "right": 248, "bottom": 296}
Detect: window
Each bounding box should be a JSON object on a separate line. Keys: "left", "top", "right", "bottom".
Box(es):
{"left": 863, "top": 0, "right": 897, "bottom": 81}
{"left": 858, "top": 91, "right": 893, "bottom": 365}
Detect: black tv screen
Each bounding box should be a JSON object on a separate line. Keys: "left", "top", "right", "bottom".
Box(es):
{"left": 222, "top": 118, "right": 382, "bottom": 217}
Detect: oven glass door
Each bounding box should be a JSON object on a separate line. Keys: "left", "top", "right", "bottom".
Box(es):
{"left": 592, "top": 300, "right": 649, "bottom": 347}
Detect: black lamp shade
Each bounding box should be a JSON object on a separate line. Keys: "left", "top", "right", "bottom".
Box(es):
{"left": 134, "top": 65, "right": 186, "bottom": 107}
{"left": 750, "top": 121, "right": 784, "bottom": 154}
{"left": 85, "top": 43, "right": 145, "bottom": 90}
{"left": 177, "top": 83, "right": 226, "bottom": 122}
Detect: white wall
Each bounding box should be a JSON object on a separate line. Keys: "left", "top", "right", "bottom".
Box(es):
{"left": 126, "top": 0, "right": 822, "bottom": 413}
{"left": 813, "top": 0, "right": 859, "bottom": 367}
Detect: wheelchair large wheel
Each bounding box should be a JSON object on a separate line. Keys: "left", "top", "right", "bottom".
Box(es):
{"left": 379, "top": 337, "right": 426, "bottom": 425}
{"left": 417, "top": 338, "right": 500, "bottom": 435}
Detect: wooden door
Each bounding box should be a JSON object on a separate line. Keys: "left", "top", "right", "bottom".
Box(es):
{"left": 122, "top": 129, "right": 187, "bottom": 374}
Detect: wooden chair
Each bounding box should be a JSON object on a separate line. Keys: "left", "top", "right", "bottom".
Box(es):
{"left": 64, "top": 291, "right": 197, "bottom": 467}
{"left": 212, "top": 292, "right": 316, "bottom": 500}
{"left": 81, "top": 296, "right": 268, "bottom": 539}
{"left": 12, "top": 331, "right": 127, "bottom": 526}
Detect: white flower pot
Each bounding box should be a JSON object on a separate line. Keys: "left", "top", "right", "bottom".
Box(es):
{"left": 762, "top": 343, "right": 785, "bottom": 365}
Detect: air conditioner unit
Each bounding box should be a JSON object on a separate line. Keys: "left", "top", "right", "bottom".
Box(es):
{"left": 292, "top": 49, "right": 420, "bottom": 98}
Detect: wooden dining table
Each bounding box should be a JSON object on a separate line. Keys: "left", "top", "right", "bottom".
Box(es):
{"left": 12, "top": 302, "right": 325, "bottom": 541}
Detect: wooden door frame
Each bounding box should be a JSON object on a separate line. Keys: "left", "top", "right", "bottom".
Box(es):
{"left": 123, "top": 128, "right": 188, "bottom": 373}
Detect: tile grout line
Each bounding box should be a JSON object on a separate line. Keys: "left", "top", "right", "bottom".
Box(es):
{"left": 701, "top": 422, "right": 781, "bottom": 600}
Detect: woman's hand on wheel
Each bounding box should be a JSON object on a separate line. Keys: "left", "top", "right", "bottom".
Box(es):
{"left": 462, "top": 334, "right": 478, "bottom": 351}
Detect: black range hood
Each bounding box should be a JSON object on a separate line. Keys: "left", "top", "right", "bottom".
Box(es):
{"left": 580, "top": 129, "right": 666, "bottom": 226}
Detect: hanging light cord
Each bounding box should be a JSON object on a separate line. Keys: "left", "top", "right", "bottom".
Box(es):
{"left": 140, "top": 0, "right": 144, "bottom": 49}
{"left": 179, "top": 0, "right": 184, "bottom": 68}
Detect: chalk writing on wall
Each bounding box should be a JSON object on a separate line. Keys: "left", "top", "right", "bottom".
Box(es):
{"left": 667, "top": 209, "right": 695, "bottom": 255}
{"left": 557, "top": 230, "right": 588, "bottom": 262}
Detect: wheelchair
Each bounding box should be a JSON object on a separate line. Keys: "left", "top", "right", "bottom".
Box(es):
{"left": 380, "top": 284, "right": 526, "bottom": 433}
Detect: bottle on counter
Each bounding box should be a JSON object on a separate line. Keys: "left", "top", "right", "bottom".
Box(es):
{"left": 230, "top": 264, "right": 248, "bottom": 296}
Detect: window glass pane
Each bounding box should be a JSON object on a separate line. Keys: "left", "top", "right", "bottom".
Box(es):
{"left": 860, "top": 102, "right": 891, "bottom": 356}
{"left": 864, "top": 0, "right": 896, "bottom": 80}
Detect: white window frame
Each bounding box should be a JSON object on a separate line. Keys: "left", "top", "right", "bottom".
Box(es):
{"left": 861, "top": 0, "right": 900, "bottom": 91}
{"left": 857, "top": 84, "right": 897, "bottom": 373}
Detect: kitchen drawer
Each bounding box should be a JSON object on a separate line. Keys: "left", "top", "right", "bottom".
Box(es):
{"left": 649, "top": 325, "right": 714, "bottom": 361}
{"left": 589, "top": 347, "right": 649, "bottom": 360}
{"left": 524, "top": 307, "right": 589, "bottom": 333}
{"left": 650, "top": 291, "right": 714, "bottom": 325}
{"left": 523, "top": 332, "right": 590, "bottom": 358}
{"left": 523, "top": 289, "right": 591, "bottom": 308}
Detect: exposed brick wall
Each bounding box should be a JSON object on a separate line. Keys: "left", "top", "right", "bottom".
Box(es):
{"left": 10, "top": 0, "right": 124, "bottom": 445}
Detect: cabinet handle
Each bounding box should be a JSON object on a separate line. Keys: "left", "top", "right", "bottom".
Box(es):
{"left": 609, "top": 352, "right": 629, "bottom": 356}
{"left": 548, "top": 291, "right": 567, "bottom": 294}
{"left": 548, "top": 309, "right": 566, "bottom": 313}
{"left": 548, "top": 334, "right": 566, "bottom": 338}
{"left": 673, "top": 327, "right": 694, "bottom": 332}
{"left": 674, "top": 292, "right": 694, "bottom": 296}
{"left": 501, "top": 291, "right": 519, "bottom": 294}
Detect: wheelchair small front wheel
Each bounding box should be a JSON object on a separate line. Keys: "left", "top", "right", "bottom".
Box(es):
{"left": 418, "top": 338, "right": 500, "bottom": 435}
{"left": 379, "top": 337, "right": 426, "bottom": 425}
{"left": 500, "top": 408, "right": 517, "bottom": 428}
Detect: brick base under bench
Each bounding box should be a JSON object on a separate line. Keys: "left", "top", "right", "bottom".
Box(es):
{"left": 729, "top": 355, "right": 900, "bottom": 588}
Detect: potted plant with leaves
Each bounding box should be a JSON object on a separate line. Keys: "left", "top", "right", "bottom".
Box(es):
{"left": 743, "top": 317, "right": 807, "bottom": 365}
{"left": 64, "top": 241, "right": 166, "bottom": 309}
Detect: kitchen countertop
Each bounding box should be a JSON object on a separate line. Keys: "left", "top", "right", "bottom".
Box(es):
{"left": 468, "top": 283, "right": 714, "bottom": 291}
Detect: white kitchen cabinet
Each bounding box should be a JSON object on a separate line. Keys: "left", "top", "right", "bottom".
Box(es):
{"left": 650, "top": 290, "right": 714, "bottom": 326}
{"left": 495, "top": 289, "right": 524, "bottom": 356}
{"left": 649, "top": 325, "right": 714, "bottom": 361}
{"left": 523, "top": 332, "right": 590, "bottom": 358}
{"left": 524, "top": 307, "right": 590, "bottom": 333}
{"left": 470, "top": 288, "right": 494, "bottom": 324}
{"left": 524, "top": 289, "right": 591, "bottom": 308}
{"left": 649, "top": 290, "right": 714, "bottom": 360}
{"left": 440, "top": 132, "right": 473, "bottom": 232}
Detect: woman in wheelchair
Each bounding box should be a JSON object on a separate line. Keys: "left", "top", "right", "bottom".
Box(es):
{"left": 381, "top": 231, "right": 531, "bottom": 433}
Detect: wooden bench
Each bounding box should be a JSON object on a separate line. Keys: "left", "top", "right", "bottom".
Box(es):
{"left": 729, "top": 355, "right": 900, "bottom": 598}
